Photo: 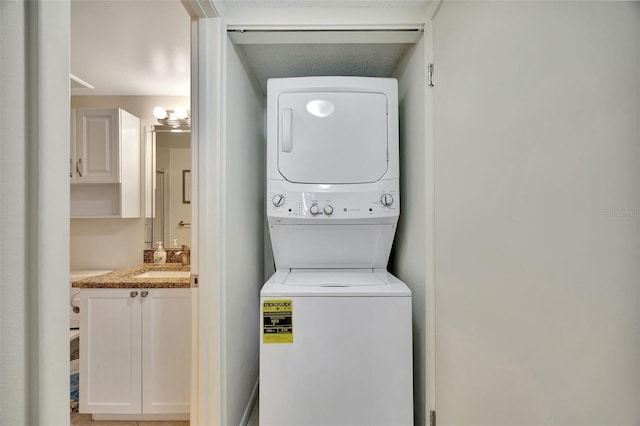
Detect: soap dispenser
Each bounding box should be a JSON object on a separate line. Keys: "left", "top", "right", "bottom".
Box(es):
{"left": 154, "top": 242, "right": 167, "bottom": 264}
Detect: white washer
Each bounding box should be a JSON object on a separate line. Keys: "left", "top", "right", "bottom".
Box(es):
{"left": 261, "top": 77, "right": 413, "bottom": 425}
{"left": 260, "top": 269, "right": 413, "bottom": 426}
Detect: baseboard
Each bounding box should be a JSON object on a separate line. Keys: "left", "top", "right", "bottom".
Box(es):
{"left": 239, "top": 379, "right": 259, "bottom": 426}
{"left": 92, "top": 413, "right": 189, "bottom": 421}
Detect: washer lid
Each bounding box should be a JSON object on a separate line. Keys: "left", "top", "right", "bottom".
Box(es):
{"left": 283, "top": 269, "right": 387, "bottom": 287}
{"left": 261, "top": 269, "right": 411, "bottom": 297}
{"left": 277, "top": 91, "right": 388, "bottom": 184}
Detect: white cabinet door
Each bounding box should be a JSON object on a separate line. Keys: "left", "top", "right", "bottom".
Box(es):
{"left": 141, "top": 289, "right": 191, "bottom": 414}
{"left": 433, "top": 3, "right": 640, "bottom": 425}
{"left": 74, "top": 108, "right": 119, "bottom": 183}
{"left": 80, "top": 289, "right": 142, "bottom": 414}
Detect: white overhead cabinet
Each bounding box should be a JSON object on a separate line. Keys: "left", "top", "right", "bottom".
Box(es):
{"left": 79, "top": 289, "right": 191, "bottom": 417}
{"left": 70, "top": 108, "right": 141, "bottom": 218}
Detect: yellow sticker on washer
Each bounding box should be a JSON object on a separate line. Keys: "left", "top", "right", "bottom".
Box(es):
{"left": 263, "top": 299, "right": 293, "bottom": 344}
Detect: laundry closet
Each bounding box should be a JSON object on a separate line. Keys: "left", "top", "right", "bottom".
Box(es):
{"left": 211, "top": 9, "right": 431, "bottom": 425}
{"left": 202, "top": 3, "right": 640, "bottom": 426}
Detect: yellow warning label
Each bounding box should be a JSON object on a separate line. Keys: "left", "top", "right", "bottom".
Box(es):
{"left": 263, "top": 299, "right": 293, "bottom": 344}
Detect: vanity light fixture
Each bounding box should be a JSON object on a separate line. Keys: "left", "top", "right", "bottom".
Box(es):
{"left": 153, "top": 106, "right": 168, "bottom": 119}
{"left": 152, "top": 106, "right": 191, "bottom": 129}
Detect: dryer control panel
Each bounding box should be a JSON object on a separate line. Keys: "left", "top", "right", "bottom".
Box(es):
{"left": 267, "top": 181, "right": 399, "bottom": 221}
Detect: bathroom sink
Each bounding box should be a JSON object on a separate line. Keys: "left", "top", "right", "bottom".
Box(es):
{"left": 134, "top": 270, "right": 190, "bottom": 279}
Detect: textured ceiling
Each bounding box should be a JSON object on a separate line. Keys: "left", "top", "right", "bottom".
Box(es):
{"left": 239, "top": 43, "right": 414, "bottom": 93}
{"left": 222, "top": 0, "right": 428, "bottom": 8}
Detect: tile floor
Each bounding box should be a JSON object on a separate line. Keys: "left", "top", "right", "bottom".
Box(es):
{"left": 70, "top": 415, "right": 188, "bottom": 426}
{"left": 70, "top": 398, "right": 258, "bottom": 426}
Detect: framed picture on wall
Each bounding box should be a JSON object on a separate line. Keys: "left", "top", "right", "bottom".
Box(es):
{"left": 182, "top": 170, "right": 191, "bottom": 204}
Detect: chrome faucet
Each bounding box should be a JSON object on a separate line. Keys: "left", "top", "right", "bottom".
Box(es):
{"left": 176, "top": 245, "right": 190, "bottom": 266}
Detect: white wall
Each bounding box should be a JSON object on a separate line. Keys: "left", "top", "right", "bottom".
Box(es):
{"left": 1, "top": 0, "right": 70, "bottom": 423}
{"left": 391, "top": 36, "right": 427, "bottom": 426}
{"left": 433, "top": 2, "right": 640, "bottom": 425}
{"left": 69, "top": 95, "right": 188, "bottom": 269}
{"left": 1, "top": 3, "right": 31, "bottom": 422}
{"left": 221, "top": 40, "right": 265, "bottom": 425}
{"left": 70, "top": 218, "right": 145, "bottom": 270}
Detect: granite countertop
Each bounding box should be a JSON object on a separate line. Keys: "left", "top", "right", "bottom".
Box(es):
{"left": 72, "top": 264, "right": 191, "bottom": 289}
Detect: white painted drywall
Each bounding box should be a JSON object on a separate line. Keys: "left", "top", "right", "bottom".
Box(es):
{"left": 1, "top": 3, "right": 30, "bottom": 422}
{"left": 390, "top": 36, "right": 427, "bottom": 426}
{"left": 221, "top": 39, "right": 266, "bottom": 425}
{"left": 1, "top": 0, "right": 70, "bottom": 423}
{"left": 223, "top": 5, "right": 427, "bottom": 26}
{"left": 192, "top": 17, "right": 225, "bottom": 425}
{"left": 433, "top": 2, "right": 640, "bottom": 424}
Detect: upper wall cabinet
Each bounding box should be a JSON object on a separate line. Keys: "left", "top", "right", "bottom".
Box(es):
{"left": 72, "top": 109, "right": 120, "bottom": 183}
{"left": 71, "top": 108, "right": 141, "bottom": 218}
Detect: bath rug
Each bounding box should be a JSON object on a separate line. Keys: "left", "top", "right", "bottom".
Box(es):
{"left": 70, "top": 372, "right": 79, "bottom": 414}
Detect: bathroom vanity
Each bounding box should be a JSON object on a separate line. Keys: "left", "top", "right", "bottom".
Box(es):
{"left": 73, "top": 265, "right": 192, "bottom": 420}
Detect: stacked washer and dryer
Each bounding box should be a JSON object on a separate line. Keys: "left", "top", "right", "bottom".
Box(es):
{"left": 260, "top": 77, "right": 413, "bottom": 425}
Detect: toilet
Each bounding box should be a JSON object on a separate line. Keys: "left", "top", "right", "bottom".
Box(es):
{"left": 69, "top": 270, "right": 111, "bottom": 340}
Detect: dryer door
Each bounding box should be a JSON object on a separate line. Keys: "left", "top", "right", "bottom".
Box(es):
{"left": 277, "top": 91, "right": 388, "bottom": 184}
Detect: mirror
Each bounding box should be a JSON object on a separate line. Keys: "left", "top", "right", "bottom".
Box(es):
{"left": 145, "top": 126, "right": 191, "bottom": 249}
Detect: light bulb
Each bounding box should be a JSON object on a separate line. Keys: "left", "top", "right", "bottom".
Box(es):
{"left": 174, "top": 107, "right": 189, "bottom": 120}
{"left": 153, "top": 106, "right": 167, "bottom": 119}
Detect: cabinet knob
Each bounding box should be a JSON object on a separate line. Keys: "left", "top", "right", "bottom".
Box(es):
{"left": 141, "top": 291, "right": 149, "bottom": 298}
{"left": 130, "top": 291, "right": 138, "bottom": 298}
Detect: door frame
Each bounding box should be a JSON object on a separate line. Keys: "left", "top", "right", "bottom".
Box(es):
{"left": 0, "top": 0, "right": 225, "bottom": 423}
{"left": 424, "top": 2, "right": 442, "bottom": 421}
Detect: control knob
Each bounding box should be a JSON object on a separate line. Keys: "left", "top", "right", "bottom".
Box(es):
{"left": 323, "top": 205, "right": 334, "bottom": 216}
{"left": 272, "top": 194, "right": 285, "bottom": 207}
{"left": 309, "top": 204, "right": 320, "bottom": 215}
{"left": 380, "top": 193, "right": 394, "bottom": 207}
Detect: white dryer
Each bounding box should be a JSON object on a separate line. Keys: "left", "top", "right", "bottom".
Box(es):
{"left": 261, "top": 77, "right": 413, "bottom": 426}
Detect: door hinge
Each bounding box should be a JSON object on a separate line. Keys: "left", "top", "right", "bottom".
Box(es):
{"left": 191, "top": 273, "right": 199, "bottom": 288}
{"left": 430, "top": 410, "right": 436, "bottom": 426}
{"left": 428, "top": 63, "right": 434, "bottom": 87}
